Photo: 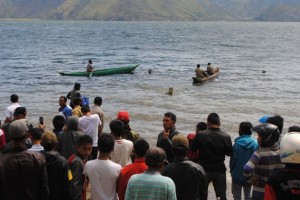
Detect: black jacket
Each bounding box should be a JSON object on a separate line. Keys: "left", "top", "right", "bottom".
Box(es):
{"left": 41, "top": 151, "right": 73, "bottom": 200}
{"left": 0, "top": 145, "right": 49, "bottom": 200}
{"left": 190, "top": 127, "right": 233, "bottom": 172}
{"left": 163, "top": 157, "right": 208, "bottom": 200}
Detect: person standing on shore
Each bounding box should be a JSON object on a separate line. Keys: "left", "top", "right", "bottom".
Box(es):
{"left": 4, "top": 94, "right": 20, "bottom": 123}
{"left": 163, "top": 134, "right": 208, "bottom": 200}
{"left": 125, "top": 147, "right": 176, "bottom": 200}
{"left": 58, "top": 96, "right": 73, "bottom": 120}
{"left": 67, "top": 83, "right": 81, "bottom": 108}
{"left": 243, "top": 124, "right": 284, "bottom": 200}
{"left": 157, "top": 112, "right": 180, "bottom": 163}
{"left": 230, "top": 122, "right": 258, "bottom": 200}
{"left": 118, "top": 138, "right": 149, "bottom": 200}
{"left": 190, "top": 113, "right": 233, "bottom": 200}
{"left": 91, "top": 96, "right": 104, "bottom": 134}
{"left": 78, "top": 105, "right": 101, "bottom": 160}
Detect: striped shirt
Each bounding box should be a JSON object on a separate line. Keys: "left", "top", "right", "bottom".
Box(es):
{"left": 243, "top": 145, "right": 284, "bottom": 199}
{"left": 125, "top": 171, "right": 176, "bottom": 200}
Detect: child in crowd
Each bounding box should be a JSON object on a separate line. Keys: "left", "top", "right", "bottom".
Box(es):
{"left": 230, "top": 122, "right": 258, "bottom": 200}
{"left": 41, "top": 131, "right": 73, "bottom": 200}
{"left": 83, "top": 134, "right": 122, "bottom": 200}
{"left": 28, "top": 128, "right": 44, "bottom": 152}
{"left": 264, "top": 132, "right": 300, "bottom": 200}
{"left": 187, "top": 122, "right": 207, "bottom": 162}
{"left": 243, "top": 123, "right": 284, "bottom": 200}
{"left": 68, "top": 134, "right": 93, "bottom": 200}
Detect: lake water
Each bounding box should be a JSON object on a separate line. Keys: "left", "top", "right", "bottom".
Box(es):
{"left": 1, "top": 21, "right": 300, "bottom": 144}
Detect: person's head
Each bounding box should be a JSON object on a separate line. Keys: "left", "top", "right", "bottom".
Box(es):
{"left": 288, "top": 126, "right": 300, "bottom": 133}
{"left": 196, "top": 122, "right": 207, "bottom": 133}
{"left": 267, "top": 115, "right": 284, "bottom": 134}
{"left": 251, "top": 123, "right": 280, "bottom": 147}
{"left": 81, "top": 105, "right": 91, "bottom": 114}
{"left": 196, "top": 64, "right": 200, "bottom": 68}
{"left": 97, "top": 133, "right": 114, "bottom": 154}
{"left": 76, "top": 134, "right": 93, "bottom": 158}
{"left": 207, "top": 113, "right": 220, "bottom": 128}
{"left": 109, "top": 119, "right": 124, "bottom": 137}
{"left": 88, "top": 59, "right": 92, "bottom": 64}
{"left": 41, "top": 131, "right": 58, "bottom": 151}
{"left": 239, "top": 122, "right": 253, "bottom": 136}
{"left": 52, "top": 115, "right": 65, "bottom": 131}
{"left": 280, "top": 132, "right": 300, "bottom": 165}
{"left": 94, "top": 96, "right": 102, "bottom": 106}
{"left": 13, "top": 107, "right": 27, "bottom": 119}
{"left": 145, "top": 147, "right": 167, "bottom": 171}
{"left": 73, "top": 97, "right": 81, "bottom": 107}
{"left": 59, "top": 96, "right": 67, "bottom": 107}
{"left": 66, "top": 116, "right": 79, "bottom": 131}
{"left": 9, "top": 119, "right": 29, "bottom": 142}
{"left": 163, "top": 112, "right": 176, "bottom": 131}
{"left": 30, "top": 128, "right": 44, "bottom": 141}
{"left": 74, "top": 82, "right": 81, "bottom": 90}
{"left": 208, "top": 63, "right": 211, "bottom": 66}
{"left": 117, "top": 110, "right": 130, "bottom": 124}
{"left": 10, "top": 94, "right": 18, "bottom": 103}
{"left": 134, "top": 138, "right": 150, "bottom": 158}
{"left": 172, "top": 134, "right": 189, "bottom": 157}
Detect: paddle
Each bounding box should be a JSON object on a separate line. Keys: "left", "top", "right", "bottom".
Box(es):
{"left": 89, "top": 71, "right": 93, "bottom": 78}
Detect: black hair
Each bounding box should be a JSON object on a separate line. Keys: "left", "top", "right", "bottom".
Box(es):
{"left": 196, "top": 122, "right": 207, "bottom": 131}
{"left": 94, "top": 96, "right": 102, "bottom": 106}
{"left": 81, "top": 105, "right": 90, "bottom": 113}
{"left": 172, "top": 147, "right": 188, "bottom": 157}
{"left": 288, "top": 126, "right": 300, "bottom": 132}
{"left": 134, "top": 138, "right": 149, "bottom": 157}
{"left": 267, "top": 115, "right": 284, "bottom": 134}
{"left": 97, "top": 134, "right": 114, "bottom": 153}
{"left": 73, "top": 98, "right": 81, "bottom": 106}
{"left": 60, "top": 96, "right": 67, "bottom": 102}
{"left": 74, "top": 83, "right": 81, "bottom": 90}
{"left": 109, "top": 119, "right": 124, "bottom": 137}
{"left": 196, "top": 64, "right": 200, "bottom": 68}
{"left": 76, "top": 134, "right": 93, "bottom": 146}
{"left": 52, "top": 115, "right": 65, "bottom": 130}
{"left": 207, "top": 113, "right": 220, "bottom": 125}
{"left": 30, "top": 128, "right": 44, "bottom": 140}
{"left": 88, "top": 59, "right": 92, "bottom": 64}
{"left": 164, "top": 112, "right": 176, "bottom": 122}
{"left": 208, "top": 63, "right": 211, "bottom": 65}
{"left": 11, "top": 94, "right": 18, "bottom": 103}
{"left": 239, "top": 122, "right": 253, "bottom": 135}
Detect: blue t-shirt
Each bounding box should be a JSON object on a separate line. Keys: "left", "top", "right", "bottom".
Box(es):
{"left": 58, "top": 105, "right": 73, "bottom": 119}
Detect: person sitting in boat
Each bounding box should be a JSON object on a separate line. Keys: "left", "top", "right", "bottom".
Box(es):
{"left": 86, "top": 59, "right": 94, "bottom": 72}
{"left": 207, "top": 63, "right": 215, "bottom": 75}
{"left": 195, "top": 64, "right": 208, "bottom": 78}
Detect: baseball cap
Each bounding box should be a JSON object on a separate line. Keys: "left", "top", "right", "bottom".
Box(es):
{"left": 258, "top": 115, "right": 271, "bottom": 123}
{"left": 172, "top": 134, "right": 189, "bottom": 149}
{"left": 9, "top": 119, "right": 29, "bottom": 138}
{"left": 117, "top": 110, "right": 130, "bottom": 121}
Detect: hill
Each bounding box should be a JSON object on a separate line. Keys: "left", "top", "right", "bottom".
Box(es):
{"left": 0, "top": 0, "right": 299, "bottom": 21}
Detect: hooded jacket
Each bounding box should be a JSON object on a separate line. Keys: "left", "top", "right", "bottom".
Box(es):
{"left": 41, "top": 151, "right": 73, "bottom": 200}
{"left": 230, "top": 134, "right": 258, "bottom": 183}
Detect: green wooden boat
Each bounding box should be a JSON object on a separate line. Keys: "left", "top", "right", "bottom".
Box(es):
{"left": 59, "top": 64, "right": 139, "bottom": 77}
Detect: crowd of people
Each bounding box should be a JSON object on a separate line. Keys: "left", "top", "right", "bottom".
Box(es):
{"left": 1, "top": 92, "right": 300, "bottom": 200}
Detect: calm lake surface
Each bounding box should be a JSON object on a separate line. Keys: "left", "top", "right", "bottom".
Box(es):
{"left": 1, "top": 21, "right": 300, "bottom": 144}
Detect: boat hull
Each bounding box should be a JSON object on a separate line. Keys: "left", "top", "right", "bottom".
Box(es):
{"left": 59, "top": 64, "right": 139, "bottom": 77}
{"left": 192, "top": 67, "right": 220, "bottom": 84}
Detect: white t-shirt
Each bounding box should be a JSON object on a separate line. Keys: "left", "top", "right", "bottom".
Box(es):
{"left": 83, "top": 159, "right": 121, "bottom": 200}
{"left": 5, "top": 102, "right": 20, "bottom": 120}
{"left": 110, "top": 139, "right": 133, "bottom": 167}
{"left": 78, "top": 114, "right": 101, "bottom": 147}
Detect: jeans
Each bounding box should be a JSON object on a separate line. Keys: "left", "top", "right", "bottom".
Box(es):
{"left": 231, "top": 180, "right": 252, "bottom": 200}
{"left": 206, "top": 171, "right": 227, "bottom": 200}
